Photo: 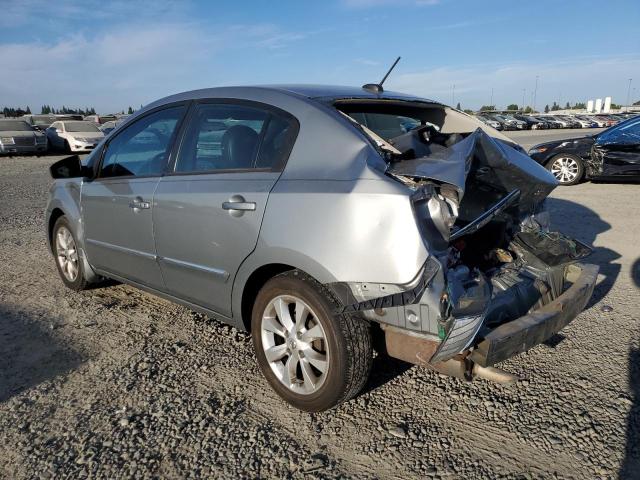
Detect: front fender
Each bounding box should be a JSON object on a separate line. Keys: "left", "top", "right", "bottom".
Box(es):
{"left": 45, "top": 179, "right": 100, "bottom": 282}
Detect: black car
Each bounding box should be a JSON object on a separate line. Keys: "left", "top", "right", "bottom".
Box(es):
{"left": 528, "top": 116, "right": 640, "bottom": 185}
{"left": 514, "top": 114, "right": 548, "bottom": 130}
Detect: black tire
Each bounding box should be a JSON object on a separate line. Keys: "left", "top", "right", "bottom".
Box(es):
{"left": 63, "top": 140, "right": 71, "bottom": 154}
{"left": 546, "top": 154, "right": 584, "bottom": 186}
{"left": 52, "top": 216, "right": 89, "bottom": 291}
{"left": 251, "top": 270, "right": 373, "bottom": 412}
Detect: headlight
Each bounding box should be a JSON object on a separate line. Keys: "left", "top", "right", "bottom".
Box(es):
{"left": 528, "top": 146, "right": 549, "bottom": 155}
{"left": 0, "top": 137, "right": 15, "bottom": 145}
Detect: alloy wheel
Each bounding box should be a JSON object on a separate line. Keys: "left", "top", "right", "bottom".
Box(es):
{"left": 260, "top": 295, "right": 329, "bottom": 395}
{"left": 56, "top": 226, "right": 79, "bottom": 282}
{"left": 550, "top": 156, "right": 579, "bottom": 184}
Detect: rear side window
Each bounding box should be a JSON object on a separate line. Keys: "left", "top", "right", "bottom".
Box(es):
{"left": 99, "top": 106, "right": 186, "bottom": 178}
{"left": 175, "top": 103, "right": 297, "bottom": 173}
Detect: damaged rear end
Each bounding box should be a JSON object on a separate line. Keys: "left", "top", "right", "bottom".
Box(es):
{"left": 336, "top": 117, "right": 599, "bottom": 383}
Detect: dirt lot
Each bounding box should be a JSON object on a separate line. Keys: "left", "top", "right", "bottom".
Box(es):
{"left": 1, "top": 153, "right": 639, "bottom": 479}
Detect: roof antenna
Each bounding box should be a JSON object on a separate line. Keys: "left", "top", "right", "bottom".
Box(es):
{"left": 362, "top": 56, "right": 401, "bottom": 94}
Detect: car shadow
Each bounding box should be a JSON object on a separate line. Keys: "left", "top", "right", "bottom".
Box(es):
{"left": 545, "top": 197, "right": 620, "bottom": 308}
{"left": 360, "top": 352, "right": 413, "bottom": 396}
{"left": 0, "top": 303, "right": 83, "bottom": 403}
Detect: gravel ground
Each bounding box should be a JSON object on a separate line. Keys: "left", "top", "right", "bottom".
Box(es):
{"left": 1, "top": 153, "right": 639, "bottom": 479}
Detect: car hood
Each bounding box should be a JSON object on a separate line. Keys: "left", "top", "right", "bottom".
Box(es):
{"left": 389, "top": 128, "right": 557, "bottom": 212}
{"left": 0, "top": 130, "right": 36, "bottom": 137}
{"left": 67, "top": 132, "right": 104, "bottom": 138}
{"left": 530, "top": 135, "right": 595, "bottom": 152}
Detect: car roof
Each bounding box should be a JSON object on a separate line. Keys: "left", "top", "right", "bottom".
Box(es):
{"left": 145, "top": 84, "right": 440, "bottom": 110}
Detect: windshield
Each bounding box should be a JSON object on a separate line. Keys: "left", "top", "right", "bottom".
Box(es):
{"left": 32, "top": 115, "right": 56, "bottom": 126}
{"left": 0, "top": 120, "right": 33, "bottom": 132}
{"left": 64, "top": 121, "right": 101, "bottom": 132}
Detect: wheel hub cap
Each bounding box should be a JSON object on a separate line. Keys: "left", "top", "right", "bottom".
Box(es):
{"left": 551, "top": 157, "right": 579, "bottom": 183}
{"left": 261, "top": 295, "right": 330, "bottom": 395}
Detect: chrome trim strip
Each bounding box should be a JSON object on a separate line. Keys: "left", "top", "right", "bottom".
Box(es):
{"left": 85, "top": 238, "right": 157, "bottom": 260}
{"left": 159, "top": 256, "right": 229, "bottom": 281}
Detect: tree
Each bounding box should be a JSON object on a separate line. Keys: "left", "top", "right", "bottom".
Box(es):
{"left": 524, "top": 106, "right": 533, "bottom": 114}
{"left": 463, "top": 109, "right": 474, "bottom": 115}
{"left": 455, "top": 102, "right": 461, "bottom": 110}
{"left": 127, "top": 106, "right": 134, "bottom": 114}
{"left": 573, "top": 102, "right": 586, "bottom": 109}
{"left": 506, "top": 104, "right": 518, "bottom": 111}
{"left": 544, "top": 104, "right": 550, "bottom": 113}
{"left": 479, "top": 105, "right": 496, "bottom": 111}
{"left": 25, "top": 106, "right": 31, "bottom": 114}
{"left": 565, "top": 102, "right": 571, "bottom": 109}
{"left": 611, "top": 103, "right": 622, "bottom": 109}
{"left": 550, "top": 102, "right": 560, "bottom": 111}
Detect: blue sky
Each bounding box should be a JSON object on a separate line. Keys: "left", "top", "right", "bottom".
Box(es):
{"left": 1, "top": 0, "right": 639, "bottom": 113}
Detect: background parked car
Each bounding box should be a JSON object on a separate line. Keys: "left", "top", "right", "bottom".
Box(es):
{"left": 99, "top": 118, "right": 128, "bottom": 135}
{"left": 0, "top": 119, "right": 48, "bottom": 155}
{"left": 476, "top": 114, "right": 503, "bottom": 130}
{"left": 514, "top": 114, "right": 547, "bottom": 129}
{"left": 46, "top": 120, "right": 105, "bottom": 152}
{"left": 21, "top": 114, "right": 57, "bottom": 131}
{"left": 528, "top": 115, "right": 640, "bottom": 185}
{"left": 534, "top": 116, "right": 562, "bottom": 129}
{"left": 573, "top": 116, "right": 598, "bottom": 128}
{"left": 84, "top": 114, "right": 119, "bottom": 125}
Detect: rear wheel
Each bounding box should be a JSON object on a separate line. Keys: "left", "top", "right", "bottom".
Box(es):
{"left": 251, "top": 270, "right": 372, "bottom": 412}
{"left": 547, "top": 154, "right": 584, "bottom": 186}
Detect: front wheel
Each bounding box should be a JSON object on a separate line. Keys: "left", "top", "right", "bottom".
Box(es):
{"left": 547, "top": 154, "right": 584, "bottom": 186}
{"left": 251, "top": 271, "right": 373, "bottom": 412}
{"left": 52, "top": 216, "right": 89, "bottom": 290}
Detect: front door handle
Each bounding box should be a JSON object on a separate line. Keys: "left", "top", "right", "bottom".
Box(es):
{"left": 222, "top": 195, "right": 256, "bottom": 217}
{"left": 129, "top": 197, "right": 150, "bottom": 210}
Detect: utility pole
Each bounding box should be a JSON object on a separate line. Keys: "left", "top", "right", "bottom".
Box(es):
{"left": 490, "top": 88, "right": 494, "bottom": 108}
{"left": 533, "top": 75, "right": 539, "bottom": 113}
{"left": 522, "top": 88, "right": 526, "bottom": 112}
{"left": 626, "top": 78, "right": 633, "bottom": 112}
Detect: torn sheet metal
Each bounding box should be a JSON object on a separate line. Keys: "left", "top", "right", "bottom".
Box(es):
{"left": 388, "top": 128, "right": 557, "bottom": 212}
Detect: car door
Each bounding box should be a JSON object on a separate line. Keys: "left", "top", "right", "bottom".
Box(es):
{"left": 81, "top": 104, "right": 188, "bottom": 289}
{"left": 592, "top": 117, "right": 640, "bottom": 177}
{"left": 153, "top": 100, "right": 298, "bottom": 316}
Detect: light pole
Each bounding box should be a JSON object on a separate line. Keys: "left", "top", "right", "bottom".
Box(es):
{"left": 626, "top": 78, "right": 633, "bottom": 112}
{"left": 490, "top": 88, "right": 494, "bottom": 109}
{"left": 522, "top": 88, "right": 526, "bottom": 112}
{"left": 533, "top": 75, "right": 539, "bottom": 113}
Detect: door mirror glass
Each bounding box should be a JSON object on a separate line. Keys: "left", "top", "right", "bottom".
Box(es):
{"left": 49, "top": 155, "right": 87, "bottom": 179}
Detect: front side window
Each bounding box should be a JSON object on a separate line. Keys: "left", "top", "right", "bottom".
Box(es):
{"left": 175, "top": 103, "right": 297, "bottom": 173}
{"left": 99, "top": 106, "right": 185, "bottom": 178}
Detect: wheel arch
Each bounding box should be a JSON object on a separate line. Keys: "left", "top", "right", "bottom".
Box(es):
{"left": 232, "top": 249, "right": 339, "bottom": 332}
{"left": 48, "top": 207, "right": 66, "bottom": 252}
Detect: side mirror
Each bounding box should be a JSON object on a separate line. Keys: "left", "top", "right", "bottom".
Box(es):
{"left": 49, "top": 155, "right": 90, "bottom": 179}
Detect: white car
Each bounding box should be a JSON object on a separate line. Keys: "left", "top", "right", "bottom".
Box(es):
{"left": 46, "top": 121, "right": 105, "bottom": 153}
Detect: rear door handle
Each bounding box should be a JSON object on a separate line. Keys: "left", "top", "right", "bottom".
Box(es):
{"left": 222, "top": 195, "right": 256, "bottom": 217}
{"left": 222, "top": 201, "right": 256, "bottom": 211}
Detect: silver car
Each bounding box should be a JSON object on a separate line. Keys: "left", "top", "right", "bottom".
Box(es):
{"left": 0, "top": 119, "right": 48, "bottom": 155}
{"left": 46, "top": 85, "right": 598, "bottom": 411}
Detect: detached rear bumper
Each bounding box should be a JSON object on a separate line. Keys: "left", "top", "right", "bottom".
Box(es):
{"left": 470, "top": 262, "right": 598, "bottom": 367}
{"left": 384, "top": 262, "right": 598, "bottom": 379}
